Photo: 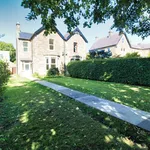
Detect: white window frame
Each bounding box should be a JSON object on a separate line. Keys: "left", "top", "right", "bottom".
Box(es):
{"left": 23, "top": 42, "right": 28, "bottom": 52}
{"left": 45, "top": 56, "right": 57, "bottom": 70}
{"left": 49, "top": 39, "right": 55, "bottom": 50}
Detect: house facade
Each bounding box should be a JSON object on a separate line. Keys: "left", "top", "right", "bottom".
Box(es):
{"left": 16, "top": 23, "right": 88, "bottom": 76}
{"left": 89, "top": 31, "right": 150, "bottom": 57}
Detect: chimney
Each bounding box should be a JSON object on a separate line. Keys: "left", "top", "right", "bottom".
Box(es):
{"left": 16, "top": 22, "right": 20, "bottom": 37}
{"left": 108, "top": 31, "right": 113, "bottom": 37}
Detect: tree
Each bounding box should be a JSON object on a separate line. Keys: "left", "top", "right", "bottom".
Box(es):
{"left": 0, "top": 41, "right": 16, "bottom": 62}
{"left": 89, "top": 50, "right": 112, "bottom": 59}
{"left": 124, "top": 52, "right": 141, "bottom": 58}
{"left": 22, "top": 0, "right": 150, "bottom": 38}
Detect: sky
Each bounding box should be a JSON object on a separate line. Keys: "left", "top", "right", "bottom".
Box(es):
{"left": 0, "top": 0, "right": 150, "bottom": 50}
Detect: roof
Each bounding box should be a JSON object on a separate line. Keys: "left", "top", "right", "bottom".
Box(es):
{"left": 30, "top": 26, "right": 65, "bottom": 40}
{"left": 64, "top": 27, "right": 88, "bottom": 43}
{"left": 89, "top": 33, "right": 123, "bottom": 51}
{"left": 19, "top": 26, "right": 88, "bottom": 43}
{"left": 131, "top": 43, "right": 150, "bottom": 50}
{"left": 90, "top": 32, "right": 150, "bottom": 51}
{"left": 19, "top": 32, "right": 33, "bottom": 40}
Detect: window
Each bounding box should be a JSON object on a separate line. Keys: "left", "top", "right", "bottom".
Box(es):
{"left": 51, "top": 57, "right": 56, "bottom": 68}
{"left": 49, "top": 39, "right": 54, "bottom": 50}
{"left": 45, "top": 57, "right": 56, "bottom": 70}
{"left": 23, "top": 42, "right": 28, "bottom": 52}
{"left": 73, "top": 42, "right": 77, "bottom": 52}
{"left": 46, "top": 57, "right": 49, "bottom": 70}
{"left": 122, "top": 38, "right": 124, "bottom": 43}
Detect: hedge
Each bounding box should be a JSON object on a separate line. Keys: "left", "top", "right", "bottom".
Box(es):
{"left": 0, "top": 60, "right": 10, "bottom": 101}
{"left": 67, "top": 58, "right": 150, "bottom": 86}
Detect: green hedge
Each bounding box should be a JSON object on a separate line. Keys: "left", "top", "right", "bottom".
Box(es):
{"left": 0, "top": 60, "right": 10, "bottom": 101}
{"left": 67, "top": 58, "right": 150, "bottom": 86}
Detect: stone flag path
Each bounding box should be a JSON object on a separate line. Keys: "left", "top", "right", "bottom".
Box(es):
{"left": 29, "top": 77, "right": 150, "bottom": 132}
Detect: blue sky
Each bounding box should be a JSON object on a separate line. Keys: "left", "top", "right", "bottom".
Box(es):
{"left": 0, "top": 0, "right": 150, "bottom": 50}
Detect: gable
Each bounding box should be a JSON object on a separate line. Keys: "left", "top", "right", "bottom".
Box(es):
{"left": 64, "top": 27, "right": 88, "bottom": 43}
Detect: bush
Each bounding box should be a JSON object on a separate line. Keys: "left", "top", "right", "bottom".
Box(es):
{"left": 0, "top": 60, "right": 10, "bottom": 101}
{"left": 67, "top": 58, "right": 150, "bottom": 86}
{"left": 124, "top": 52, "right": 140, "bottom": 58}
{"left": 47, "top": 67, "right": 59, "bottom": 76}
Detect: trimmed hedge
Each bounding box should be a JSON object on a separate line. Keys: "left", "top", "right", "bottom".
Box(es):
{"left": 0, "top": 60, "right": 10, "bottom": 101}
{"left": 67, "top": 58, "right": 150, "bottom": 86}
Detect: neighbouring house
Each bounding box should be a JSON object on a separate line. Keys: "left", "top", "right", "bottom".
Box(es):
{"left": 0, "top": 51, "right": 10, "bottom": 61}
{"left": 89, "top": 31, "right": 150, "bottom": 57}
{"left": 0, "top": 50, "right": 16, "bottom": 74}
{"left": 16, "top": 23, "right": 88, "bottom": 76}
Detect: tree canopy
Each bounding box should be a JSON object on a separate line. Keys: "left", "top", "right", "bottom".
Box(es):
{"left": 22, "top": 0, "right": 150, "bottom": 38}
{"left": 0, "top": 41, "right": 16, "bottom": 62}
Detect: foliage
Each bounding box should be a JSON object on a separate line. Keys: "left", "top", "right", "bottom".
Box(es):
{"left": 22, "top": 0, "right": 150, "bottom": 38}
{"left": 67, "top": 58, "right": 150, "bottom": 86}
{"left": 0, "top": 41, "right": 16, "bottom": 62}
{"left": 124, "top": 52, "right": 141, "bottom": 58}
{"left": 89, "top": 50, "right": 112, "bottom": 59}
{"left": 0, "top": 60, "right": 10, "bottom": 101}
{"left": 47, "top": 67, "right": 59, "bottom": 76}
{"left": 45, "top": 76, "right": 150, "bottom": 112}
{"left": 1, "top": 76, "right": 149, "bottom": 149}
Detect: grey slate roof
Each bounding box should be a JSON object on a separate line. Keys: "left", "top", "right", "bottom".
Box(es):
{"left": 19, "top": 27, "right": 88, "bottom": 43}
{"left": 131, "top": 43, "right": 150, "bottom": 50}
{"left": 90, "top": 32, "right": 150, "bottom": 51}
{"left": 19, "top": 32, "right": 33, "bottom": 40}
{"left": 89, "top": 33, "right": 123, "bottom": 51}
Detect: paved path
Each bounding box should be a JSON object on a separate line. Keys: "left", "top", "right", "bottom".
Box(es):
{"left": 28, "top": 77, "right": 150, "bottom": 132}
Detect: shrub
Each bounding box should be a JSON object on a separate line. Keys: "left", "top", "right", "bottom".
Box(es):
{"left": 124, "top": 52, "right": 140, "bottom": 58}
{"left": 0, "top": 60, "right": 10, "bottom": 101}
{"left": 67, "top": 58, "right": 150, "bottom": 86}
{"left": 47, "top": 67, "right": 59, "bottom": 76}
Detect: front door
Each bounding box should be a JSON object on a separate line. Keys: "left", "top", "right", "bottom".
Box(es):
{"left": 22, "top": 62, "right": 32, "bottom": 76}
{"left": 24, "top": 63, "right": 30, "bottom": 72}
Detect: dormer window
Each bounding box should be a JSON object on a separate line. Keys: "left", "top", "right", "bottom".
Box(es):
{"left": 73, "top": 42, "right": 77, "bottom": 53}
{"left": 49, "top": 39, "right": 54, "bottom": 50}
{"left": 23, "top": 42, "right": 28, "bottom": 52}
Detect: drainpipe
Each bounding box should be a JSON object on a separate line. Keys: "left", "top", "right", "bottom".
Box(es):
{"left": 16, "top": 22, "right": 20, "bottom": 75}
{"left": 64, "top": 41, "right": 67, "bottom": 76}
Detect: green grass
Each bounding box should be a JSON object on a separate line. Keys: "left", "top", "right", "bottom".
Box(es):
{"left": 44, "top": 76, "right": 150, "bottom": 112}
{"left": 0, "top": 76, "right": 150, "bottom": 149}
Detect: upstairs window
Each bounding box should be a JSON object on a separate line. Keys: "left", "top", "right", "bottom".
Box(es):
{"left": 23, "top": 42, "right": 28, "bottom": 52}
{"left": 49, "top": 39, "right": 54, "bottom": 50}
{"left": 73, "top": 42, "right": 77, "bottom": 53}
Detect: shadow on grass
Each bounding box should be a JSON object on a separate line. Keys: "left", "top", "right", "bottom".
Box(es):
{"left": 0, "top": 78, "right": 149, "bottom": 149}
{"left": 44, "top": 76, "right": 150, "bottom": 112}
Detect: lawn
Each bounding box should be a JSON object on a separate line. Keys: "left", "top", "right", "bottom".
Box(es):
{"left": 44, "top": 76, "right": 150, "bottom": 112}
{"left": 0, "top": 76, "right": 150, "bottom": 149}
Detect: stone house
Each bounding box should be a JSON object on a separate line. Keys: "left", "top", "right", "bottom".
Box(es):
{"left": 89, "top": 31, "right": 150, "bottom": 57}
{"left": 16, "top": 23, "right": 88, "bottom": 76}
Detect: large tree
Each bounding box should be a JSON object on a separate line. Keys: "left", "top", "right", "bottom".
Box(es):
{"left": 0, "top": 41, "right": 16, "bottom": 62}
{"left": 22, "top": 0, "right": 150, "bottom": 38}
